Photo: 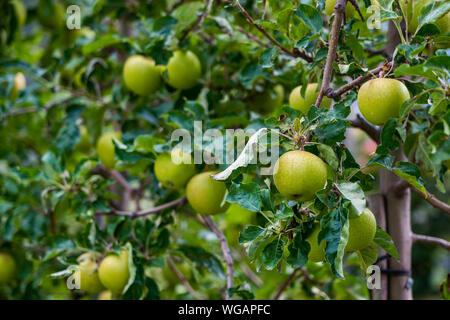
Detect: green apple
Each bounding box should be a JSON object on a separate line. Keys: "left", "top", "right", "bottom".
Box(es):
{"left": 98, "top": 250, "right": 130, "bottom": 294}
{"left": 75, "top": 253, "right": 104, "bottom": 294}
{"left": 248, "top": 85, "right": 284, "bottom": 115}
{"left": 96, "top": 132, "right": 121, "bottom": 169}
{"left": 0, "top": 252, "right": 16, "bottom": 284}
{"left": 12, "top": 0, "right": 27, "bottom": 27}
{"left": 224, "top": 203, "right": 253, "bottom": 226}
{"left": 345, "top": 208, "right": 377, "bottom": 252}
{"left": 98, "top": 290, "right": 113, "bottom": 300}
{"left": 38, "top": 0, "right": 64, "bottom": 29}
{"left": 325, "top": 0, "right": 355, "bottom": 17}
{"left": 306, "top": 226, "right": 326, "bottom": 263}
{"left": 289, "top": 83, "right": 331, "bottom": 114}
{"left": 123, "top": 55, "right": 162, "bottom": 95}
{"left": 357, "top": 78, "right": 410, "bottom": 125}
{"left": 166, "top": 50, "right": 202, "bottom": 90}
{"left": 10, "top": 72, "right": 26, "bottom": 100}
{"left": 186, "top": 171, "right": 230, "bottom": 215}
{"left": 154, "top": 149, "right": 196, "bottom": 189}
{"left": 273, "top": 150, "right": 328, "bottom": 202}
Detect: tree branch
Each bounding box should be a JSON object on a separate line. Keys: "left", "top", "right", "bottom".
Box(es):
{"left": 412, "top": 234, "right": 450, "bottom": 250}
{"left": 392, "top": 179, "right": 450, "bottom": 215}
{"left": 228, "top": 0, "right": 313, "bottom": 62}
{"left": 202, "top": 215, "right": 234, "bottom": 298}
{"left": 167, "top": 256, "right": 204, "bottom": 299}
{"left": 326, "top": 61, "right": 392, "bottom": 98}
{"left": 96, "top": 196, "right": 187, "bottom": 218}
{"left": 236, "top": 26, "right": 270, "bottom": 48}
{"left": 350, "top": 114, "right": 380, "bottom": 143}
{"left": 315, "top": 0, "right": 347, "bottom": 107}
{"left": 273, "top": 269, "right": 299, "bottom": 300}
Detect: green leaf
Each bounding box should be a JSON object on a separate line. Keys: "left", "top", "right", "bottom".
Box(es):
{"left": 392, "top": 161, "right": 427, "bottom": 196}
{"left": 226, "top": 182, "right": 262, "bottom": 212}
{"left": 259, "top": 47, "right": 278, "bottom": 69}
{"left": 318, "top": 206, "right": 349, "bottom": 279}
{"left": 82, "top": 35, "right": 124, "bottom": 55}
{"left": 239, "top": 226, "right": 265, "bottom": 244}
{"left": 318, "top": 144, "right": 339, "bottom": 170}
{"left": 287, "top": 233, "right": 310, "bottom": 268}
{"left": 178, "top": 245, "right": 225, "bottom": 279}
{"left": 335, "top": 182, "right": 366, "bottom": 216}
{"left": 356, "top": 242, "right": 379, "bottom": 271}
{"left": 261, "top": 237, "right": 285, "bottom": 270}
{"left": 373, "top": 226, "right": 399, "bottom": 260}
{"left": 294, "top": 4, "right": 323, "bottom": 34}
{"left": 376, "top": 119, "right": 400, "bottom": 155}
{"left": 122, "top": 243, "right": 137, "bottom": 295}
{"left": 227, "top": 285, "right": 255, "bottom": 300}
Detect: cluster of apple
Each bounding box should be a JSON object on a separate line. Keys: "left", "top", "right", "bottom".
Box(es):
{"left": 123, "top": 50, "right": 202, "bottom": 96}
{"left": 71, "top": 250, "right": 130, "bottom": 299}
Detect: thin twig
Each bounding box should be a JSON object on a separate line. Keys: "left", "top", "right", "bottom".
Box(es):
{"left": 412, "top": 234, "right": 450, "bottom": 250}
{"left": 227, "top": 0, "right": 313, "bottom": 62}
{"left": 202, "top": 215, "right": 234, "bottom": 298}
{"left": 326, "top": 61, "right": 392, "bottom": 98}
{"left": 315, "top": 0, "right": 347, "bottom": 107}
{"left": 167, "top": 256, "right": 204, "bottom": 299}
{"left": 273, "top": 269, "right": 299, "bottom": 300}
{"left": 236, "top": 26, "right": 270, "bottom": 48}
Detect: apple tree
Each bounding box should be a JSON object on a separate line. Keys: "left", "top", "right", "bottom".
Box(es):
{"left": 0, "top": 0, "right": 449, "bottom": 300}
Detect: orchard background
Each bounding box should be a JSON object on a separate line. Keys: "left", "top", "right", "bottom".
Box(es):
{"left": 0, "top": 0, "right": 449, "bottom": 300}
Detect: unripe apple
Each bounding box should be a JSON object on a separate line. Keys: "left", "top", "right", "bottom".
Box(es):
{"left": 96, "top": 132, "right": 121, "bottom": 169}
{"left": 74, "top": 253, "right": 104, "bottom": 294}
{"left": 98, "top": 290, "right": 113, "bottom": 300}
{"left": 248, "top": 85, "right": 284, "bottom": 115}
{"left": 154, "top": 149, "right": 196, "bottom": 189}
{"left": 345, "top": 208, "right": 377, "bottom": 252}
{"left": 123, "top": 55, "right": 162, "bottom": 95}
{"left": 325, "top": 0, "right": 355, "bottom": 17}
{"left": 186, "top": 171, "right": 230, "bottom": 215}
{"left": 98, "top": 250, "right": 130, "bottom": 294}
{"left": 225, "top": 203, "right": 253, "bottom": 226}
{"left": 306, "top": 226, "right": 326, "bottom": 263}
{"left": 166, "top": 50, "right": 202, "bottom": 90}
{"left": 10, "top": 72, "right": 26, "bottom": 100}
{"left": 12, "top": 0, "right": 27, "bottom": 27}
{"left": 0, "top": 252, "right": 16, "bottom": 284}
{"left": 273, "top": 150, "right": 328, "bottom": 202}
{"left": 289, "top": 83, "right": 331, "bottom": 114}
{"left": 357, "top": 78, "right": 410, "bottom": 125}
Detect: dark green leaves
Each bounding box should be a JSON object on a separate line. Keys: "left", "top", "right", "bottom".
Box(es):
{"left": 261, "top": 237, "right": 285, "bottom": 270}
{"left": 239, "top": 226, "right": 265, "bottom": 244}
{"left": 287, "top": 233, "right": 310, "bottom": 268}
{"left": 178, "top": 245, "right": 225, "bottom": 279}
{"left": 373, "top": 227, "right": 399, "bottom": 260}
{"left": 318, "top": 206, "right": 349, "bottom": 278}
{"left": 226, "top": 182, "right": 262, "bottom": 212}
